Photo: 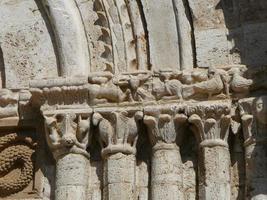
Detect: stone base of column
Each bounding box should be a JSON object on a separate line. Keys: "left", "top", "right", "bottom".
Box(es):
{"left": 199, "top": 146, "right": 231, "bottom": 200}
{"left": 55, "top": 154, "right": 89, "bottom": 200}
{"left": 103, "top": 153, "right": 136, "bottom": 200}
{"left": 151, "top": 143, "right": 184, "bottom": 200}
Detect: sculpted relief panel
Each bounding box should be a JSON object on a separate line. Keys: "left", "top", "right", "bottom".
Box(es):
{"left": 1, "top": 0, "right": 267, "bottom": 200}
{"left": 0, "top": 130, "right": 39, "bottom": 199}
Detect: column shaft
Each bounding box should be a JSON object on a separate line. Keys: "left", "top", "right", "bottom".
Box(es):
{"left": 199, "top": 146, "right": 231, "bottom": 200}
{"left": 103, "top": 153, "right": 136, "bottom": 200}
{"left": 151, "top": 144, "right": 184, "bottom": 200}
{"left": 55, "top": 154, "right": 89, "bottom": 200}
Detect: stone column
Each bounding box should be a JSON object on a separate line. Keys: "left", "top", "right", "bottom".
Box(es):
{"left": 239, "top": 96, "right": 267, "bottom": 199}
{"left": 143, "top": 106, "right": 187, "bottom": 200}
{"left": 44, "top": 112, "right": 91, "bottom": 200}
{"left": 188, "top": 102, "right": 231, "bottom": 200}
{"left": 92, "top": 108, "right": 143, "bottom": 200}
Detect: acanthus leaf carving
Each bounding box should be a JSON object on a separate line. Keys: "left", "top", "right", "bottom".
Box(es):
{"left": 187, "top": 101, "right": 231, "bottom": 147}
{"left": 93, "top": 109, "right": 143, "bottom": 157}
{"left": 144, "top": 105, "right": 187, "bottom": 148}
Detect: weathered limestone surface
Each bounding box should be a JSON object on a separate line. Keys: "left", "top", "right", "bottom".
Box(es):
{"left": 0, "top": 0, "right": 58, "bottom": 88}
{"left": 144, "top": 106, "right": 186, "bottom": 200}
{"left": 103, "top": 153, "right": 136, "bottom": 200}
{"left": 0, "top": 1, "right": 267, "bottom": 200}
{"left": 239, "top": 97, "right": 267, "bottom": 199}
{"left": 141, "top": 0, "right": 180, "bottom": 71}
{"left": 188, "top": 102, "right": 231, "bottom": 200}
{"left": 55, "top": 154, "right": 89, "bottom": 200}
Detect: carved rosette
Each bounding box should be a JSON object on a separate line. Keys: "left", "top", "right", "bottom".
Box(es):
{"left": 44, "top": 112, "right": 91, "bottom": 160}
{"left": 187, "top": 101, "right": 231, "bottom": 147}
{"left": 92, "top": 108, "right": 143, "bottom": 157}
{"left": 143, "top": 105, "right": 187, "bottom": 150}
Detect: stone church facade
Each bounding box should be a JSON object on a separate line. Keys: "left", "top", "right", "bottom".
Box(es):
{"left": 0, "top": 0, "right": 267, "bottom": 199}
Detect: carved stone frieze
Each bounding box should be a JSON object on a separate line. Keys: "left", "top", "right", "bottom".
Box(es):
{"left": 30, "top": 77, "right": 89, "bottom": 110}
{"left": 0, "top": 89, "right": 18, "bottom": 119}
{"left": 27, "top": 66, "right": 253, "bottom": 109}
{"left": 3, "top": 0, "right": 267, "bottom": 199}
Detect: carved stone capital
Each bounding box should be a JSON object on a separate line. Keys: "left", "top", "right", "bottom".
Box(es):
{"left": 239, "top": 96, "right": 267, "bottom": 146}
{"left": 143, "top": 105, "right": 187, "bottom": 149}
{"left": 43, "top": 111, "right": 91, "bottom": 160}
{"left": 187, "top": 101, "right": 231, "bottom": 147}
{"left": 92, "top": 108, "right": 143, "bottom": 157}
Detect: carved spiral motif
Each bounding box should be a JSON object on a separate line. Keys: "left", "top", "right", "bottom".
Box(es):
{"left": 0, "top": 133, "right": 35, "bottom": 196}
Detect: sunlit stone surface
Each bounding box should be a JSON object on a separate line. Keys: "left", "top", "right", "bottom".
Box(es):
{"left": 0, "top": 1, "right": 266, "bottom": 199}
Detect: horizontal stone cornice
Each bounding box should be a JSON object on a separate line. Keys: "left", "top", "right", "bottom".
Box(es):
{"left": 27, "top": 66, "right": 251, "bottom": 108}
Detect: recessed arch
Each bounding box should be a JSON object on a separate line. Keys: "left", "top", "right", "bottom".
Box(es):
{"left": 41, "top": 0, "right": 90, "bottom": 77}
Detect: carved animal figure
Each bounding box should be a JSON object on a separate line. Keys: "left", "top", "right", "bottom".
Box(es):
{"left": 153, "top": 79, "right": 183, "bottom": 100}
{"left": 192, "top": 67, "right": 224, "bottom": 98}
{"left": 88, "top": 82, "right": 129, "bottom": 104}
{"left": 44, "top": 114, "right": 89, "bottom": 151}
{"left": 120, "top": 111, "right": 143, "bottom": 147}
{"left": 0, "top": 133, "right": 35, "bottom": 197}
{"left": 92, "top": 113, "right": 114, "bottom": 148}
{"left": 128, "top": 74, "right": 155, "bottom": 101}
{"left": 76, "top": 115, "right": 90, "bottom": 145}
{"left": 230, "top": 68, "right": 252, "bottom": 93}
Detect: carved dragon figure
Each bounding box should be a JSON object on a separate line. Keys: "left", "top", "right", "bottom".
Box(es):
{"left": 0, "top": 133, "right": 36, "bottom": 197}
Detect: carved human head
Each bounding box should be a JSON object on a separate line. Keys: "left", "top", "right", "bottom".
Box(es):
{"left": 254, "top": 96, "right": 267, "bottom": 124}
